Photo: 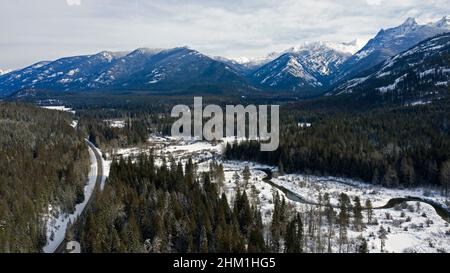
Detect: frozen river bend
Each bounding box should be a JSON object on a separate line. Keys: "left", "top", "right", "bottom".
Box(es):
{"left": 111, "top": 135, "right": 450, "bottom": 253}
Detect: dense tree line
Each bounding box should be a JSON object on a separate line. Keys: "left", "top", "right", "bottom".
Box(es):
{"left": 0, "top": 103, "right": 89, "bottom": 252}
{"left": 78, "top": 116, "right": 149, "bottom": 149}
{"left": 76, "top": 112, "right": 174, "bottom": 150}
{"left": 226, "top": 101, "right": 450, "bottom": 191}
{"left": 71, "top": 93, "right": 253, "bottom": 151}
{"left": 77, "top": 152, "right": 373, "bottom": 253}
{"left": 77, "top": 154, "right": 268, "bottom": 252}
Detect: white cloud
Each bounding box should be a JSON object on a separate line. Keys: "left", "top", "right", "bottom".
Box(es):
{"left": 66, "top": 0, "right": 81, "bottom": 6}
{"left": 0, "top": 0, "right": 449, "bottom": 69}
{"left": 366, "top": 0, "right": 383, "bottom": 6}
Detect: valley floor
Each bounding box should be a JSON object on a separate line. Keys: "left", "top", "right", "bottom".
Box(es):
{"left": 109, "top": 135, "right": 450, "bottom": 253}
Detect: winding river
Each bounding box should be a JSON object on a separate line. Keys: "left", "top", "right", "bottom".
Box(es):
{"left": 257, "top": 168, "right": 450, "bottom": 223}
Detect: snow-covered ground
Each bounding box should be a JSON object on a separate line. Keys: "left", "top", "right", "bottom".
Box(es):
{"left": 271, "top": 174, "right": 449, "bottom": 210}
{"left": 366, "top": 201, "right": 450, "bottom": 253}
{"left": 111, "top": 135, "right": 450, "bottom": 253}
{"left": 104, "top": 119, "right": 126, "bottom": 128}
{"left": 41, "top": 105, "right": 75, "bottom": 114}
{"left": 271, "top": 174, "right": 450, "bottom": 253}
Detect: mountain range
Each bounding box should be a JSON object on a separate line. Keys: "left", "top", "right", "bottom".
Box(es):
{"left": 330, "top": 33, "right": 450, "bottom": 104}
{"left": 332, "top": 16, "right": 450, "bottom": 84}
{"left": 0, "top": 47, "right": 253, "bottom": 98}
{"left": 1, "top": 16, "right": 449, "bottom": 101}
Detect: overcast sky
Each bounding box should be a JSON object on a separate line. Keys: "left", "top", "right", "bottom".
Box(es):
{"left": 1, "top": 0, "right": 449, "bottom": 69}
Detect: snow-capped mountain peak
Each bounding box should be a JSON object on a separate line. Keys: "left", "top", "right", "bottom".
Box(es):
{"left": 331, "top": 32, "right": 450, "bottom": 102}
{"left": 0, "top": 69, "right": 12, "bottom": 76}
{"left": 92, "top": 51, "right": 122, "bottom": 63}
{"left": 229, "top": 51, "right": 282, "bottom": 66}
{"left": 230, "top": 57, "right": 253, "bottom": 64}
{"left": 331, "top": 40, "right": 366, "bottom": 55}
{"left": 333, "top": 16, "right": 450, "bottom": 84}
{"left": 250, "top": 40, "right": 353, "bottom": 92}
{"left": 393, "top": 17, "right": 420, "bottom": 35}
{"left": 401, "top": 17, "right": 418, "bottom": 27}
{"left": 283, "top": 41, "right": 353, "bottom": 75}
{"left": 284, "top": 40, "right": 363, "bottom": 56}
{"left": 287, "top": 41, "right": 330, "bottom": 53}
{"left": 433, "top": 15, "right": 450, "bottom": 28}
{"left": 126, "top": 48, "right": 163, "bottom": 57}
{"left": 212, "top": 52, "right": 283, "bottom": 75}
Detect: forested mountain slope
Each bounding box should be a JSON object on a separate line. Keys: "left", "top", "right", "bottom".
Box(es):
{"left": 331, "top": 33, "right": 450, "bottom": 104}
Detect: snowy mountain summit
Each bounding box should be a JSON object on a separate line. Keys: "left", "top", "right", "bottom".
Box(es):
{"left": 250, "top": 41, "right": 355, "bottom": 92}
{"left": 432, "top": 15, "right": 450, "bottom": 28}
{"left": 331, "top": 32, "right": 450, "bottom": 103}
{"left": 334, "top": 16, "right": 450, "bottom": 83}
{"left": 0, "top": 69, "right": 12, "bottom": 76}
{"left": 287, "top": 40, "right": 363, "bottom": 55}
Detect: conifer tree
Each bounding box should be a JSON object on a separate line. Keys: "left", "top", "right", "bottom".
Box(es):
{"left": 353, "top": 196, "right": 363, "bottom": 231}
{"left": 247, "top": 208, "right": 266, "bottom": 253}
{"left": 242, "top": 165, "right": 251, "bottom": 188}
{"left": 270, "top": 192, "right": 282, "bottom": 252}
{"left": 338, "top": 193, "right": 350, "bottom": 252}
{"left": 365, "top": 199, "right": 373, "bottom": 224}
{"left": 378, "top": 226, "right": 388, "bottom": 253}
{"left": 324, "top": 193, "right": 335, "bottom": 253}
{"left": 284, "top": 213, "right": 303, "bottom": 253}
{"left": 358, "top": 237, "right": 368, "bottom": 253}
{"left": 217, "top": 164, "right": 225, "bottom": 190}
{"left": 233, "top": 171, "right": 241, "bottom": 190}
